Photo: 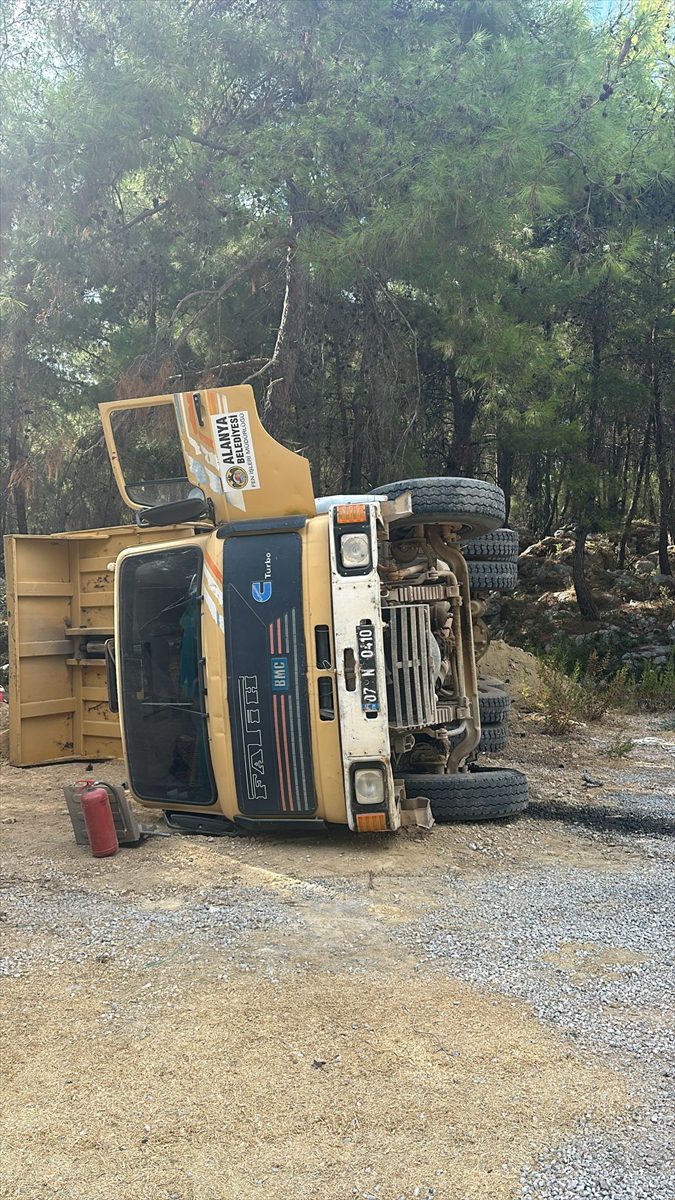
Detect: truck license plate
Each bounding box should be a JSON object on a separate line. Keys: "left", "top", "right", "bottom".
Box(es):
{"left": 357, "top": 622, "right": 379, "bottom": 713}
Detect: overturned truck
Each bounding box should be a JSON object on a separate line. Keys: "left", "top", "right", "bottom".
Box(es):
{"left": 5, "top": 386, "right": 527, "bottom": 833}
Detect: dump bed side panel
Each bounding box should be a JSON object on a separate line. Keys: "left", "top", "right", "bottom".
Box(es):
{"left": 5, "top": 525, "right": 192, "bottom": 766}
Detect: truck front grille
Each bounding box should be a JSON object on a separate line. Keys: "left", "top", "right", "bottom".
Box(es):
{"left": 383, "top": 605, "right": 436, "bottom": 730}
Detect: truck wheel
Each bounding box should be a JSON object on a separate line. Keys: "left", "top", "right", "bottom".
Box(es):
{"left": 462, "top": 527, "right": 519, "bottom": 561}
{"left": 478, "top": 675, "right": 504, "bottom": 690}
{"left": 371, "top": 476, "right": 505, "bottom": 538}
{"left": 403, "top": 766, "right": 528, "bottom": 822}
{"left": 479, "top": 723, "right": 508, "bottom": 752}
{"left": 449, "top": 720, "right": 508, "bottom": 754}
{"left": 467, "top": 560, "right": 518, "bottom": 592}
{"left": 478, "top": 689, "right": 511, "bottom": 723}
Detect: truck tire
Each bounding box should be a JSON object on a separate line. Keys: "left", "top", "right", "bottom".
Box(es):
{"left": 467, "top": 560, "right": 518, "bottom": 592}
{"left": 449, "top": 719, "right": 508, "bottom": 754}
{"left": 371, "top": 476, "right": 505, "bottom": 538}
{"left": 478, "top": 675, "right": 505, "bottom": 690}
{"left": 479, "top": 723, "right": 508, "bottom": 753}
{"left": 403, "top": 766, "right": 528, "bottom": 822}
{"left": 462, "top": 527, "right": 519, "bottom": 561}
{"left": 478, "top": 689, "right": 511, "bottom": 723}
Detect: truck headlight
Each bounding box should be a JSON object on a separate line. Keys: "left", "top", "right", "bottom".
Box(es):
{"left": 340, "top": 532, "right": 370, "bottom": 570}
{"left": 353, "top": 766, "right": 385, "bottom": 805}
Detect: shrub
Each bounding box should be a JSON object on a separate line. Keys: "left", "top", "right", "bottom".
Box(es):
{"left": 580, "top": 651, "right": 612, "bottom": 721}
{"left": 635, "top": 655, "right": 675, "bottom": 713}
{"left": 654, "top": 587, "right": 675, "bottom": 626}
{"left": 605, "top": 733, "right": 635, "bottom": 759}
{"left": 536, "top": 660, "right": 606, "bottom": 734}
{"left": 535, "top": 644, "right": 675, "bottom": 728}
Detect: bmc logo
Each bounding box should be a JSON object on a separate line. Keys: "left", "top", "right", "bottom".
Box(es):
{"left": 251, "top": 581, "right": 272, "bottom": 603}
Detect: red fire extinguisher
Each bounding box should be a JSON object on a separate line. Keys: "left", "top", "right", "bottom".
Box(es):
{"left": 81, "top": 784, "right": 119, "bottom": 858}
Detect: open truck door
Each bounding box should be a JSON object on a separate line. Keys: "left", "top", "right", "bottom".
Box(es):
{"left": 98, "top": 386, "right": 316, "bottom": 523}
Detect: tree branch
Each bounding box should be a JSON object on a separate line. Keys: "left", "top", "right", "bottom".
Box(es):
{"left": 170, "top": 239, "right": 289, "bottom": 349}
{"left": 110, "top": 199, "right": 171, "bottom": 236}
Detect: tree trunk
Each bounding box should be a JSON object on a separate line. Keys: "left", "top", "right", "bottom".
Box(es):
{"left": 618, "top": 421, "right": 632, "bottom": 516}
{"left": 8, "top": 425, "right": 28, "bottom": 535}
{"left": 618, "top": 419, "right": 651, "bottom": 569}
{"left": 334, "top": 343, "right": 353, "bottom": 491}
{"left": 526, "top": 453, "right": 546, "bottom": 532}
{"left": 263, "top": 186, "right": 310, "bottom": 435}
{"left": 348, "top": 318, "right": 376, "bottom": 492}
{"left": 348, "top": 405, "right": 366, "bottom": 492}
{"left": 573, "top": 314, "right": 603, "bottom": 619}
{"left": 542, "top": 469, "right": 564, "bottom": 537}
{"left": 263, "top": 243, "right": 309, "bottom": 433}
{"left": 446, "top": 361, "right": 479, "bottom": 476}
{"left": 572, "top": 527, "right": 599, "bottom": 621}
{"left": 652, "top": 355, "right": 672, "bottom": 575}
{"left": 497, "top": 444, "right": 514, "bottom": 522}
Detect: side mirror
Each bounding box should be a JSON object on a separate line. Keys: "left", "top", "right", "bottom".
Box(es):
{"left": 135, "top": 495, "right": 209, "bottom": 527}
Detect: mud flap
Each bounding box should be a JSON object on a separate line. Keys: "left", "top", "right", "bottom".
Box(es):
{"left": 399, "top": 797, "right": 435, "bottom": 829}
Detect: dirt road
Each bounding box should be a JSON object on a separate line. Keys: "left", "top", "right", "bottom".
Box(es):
{"left": 1, "top": 714, "right": 673, "bottom": 1200}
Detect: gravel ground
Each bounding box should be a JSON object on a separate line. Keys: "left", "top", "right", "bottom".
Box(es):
{"left": 1, "top": 712, "right": 673, "bottom": 1200}
{"left": 398, "top": 852, "right": 674, "bottom": 1200}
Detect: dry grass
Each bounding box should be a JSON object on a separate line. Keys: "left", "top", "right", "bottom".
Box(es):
{"left": 1, "top": 965, "right": 625, "bottom": 1200}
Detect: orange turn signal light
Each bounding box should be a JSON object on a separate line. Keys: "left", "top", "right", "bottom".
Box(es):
{"left": 355, "top": 812, "right": 387, "bottom": 833}
{"left": 336, "top": 503, "right": 368, "bottom": 525}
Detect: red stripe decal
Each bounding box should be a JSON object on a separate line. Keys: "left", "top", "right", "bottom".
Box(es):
{"left": 204, "top": 551, "right": 223, "bottom": 584}
{"left": 272, "top": 694, "right": 287, "bottom": 812}
{"left": 268, "top": 623, "right": 275, "bottom": 654}
{"left": 280, "top": 695, "right": 294, "bottom": 813}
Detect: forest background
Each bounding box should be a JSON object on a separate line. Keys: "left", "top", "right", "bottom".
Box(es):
{"left": 1, "top": 0, "right": 673, "bottom": 628}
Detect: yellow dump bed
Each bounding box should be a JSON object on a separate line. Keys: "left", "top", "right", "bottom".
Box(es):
{"left": 4, "top": 524, "right": 191, "bottom": 766}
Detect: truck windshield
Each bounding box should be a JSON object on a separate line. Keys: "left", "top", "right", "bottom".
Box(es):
{"left": 118, "top": 546, "right": 216, "bottom": 806}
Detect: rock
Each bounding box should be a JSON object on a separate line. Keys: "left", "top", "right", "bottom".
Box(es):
{"left": 592, "top": 592, "right": 619, "bottom": 611}
{"left": 646, "top": 547, "right": 675, "bottom": 567}
{"left": 519, "top": 540, "right": 552, "bottom": 560}
{"left": 622, "top": 644, "right": 672, "bottom": 667}
{"left": 614, "top": 574, "right": 645, "bottom": 600}
{"left": 517, "top": 559, "right": 573, "bottom": 589}
{"left": 651, "top": 573, "right": 675, "bottom": 592}
{"left": 635, "top": 559, "right": 656, "bottom": 575}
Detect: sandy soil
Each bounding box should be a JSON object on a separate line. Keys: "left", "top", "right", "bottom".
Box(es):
{"left": 0, "top": 711, "right": 672, "bottom": 1200}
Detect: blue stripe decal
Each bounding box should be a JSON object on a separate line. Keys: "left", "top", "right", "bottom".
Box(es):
{"left": 222, "top": 533, "right": 316, "bottom": 817}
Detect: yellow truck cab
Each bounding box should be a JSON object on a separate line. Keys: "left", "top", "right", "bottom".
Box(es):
{"left": 6, "top": 386, "right": 528, "bottom": 833}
